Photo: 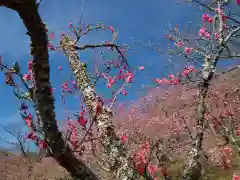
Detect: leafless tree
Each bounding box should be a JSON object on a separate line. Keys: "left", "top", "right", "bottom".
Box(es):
{"left": 0, "top": 124, "right": 28, "bottom": 156}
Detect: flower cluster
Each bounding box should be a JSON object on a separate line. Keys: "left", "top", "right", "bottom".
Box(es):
{"left": 220, "top": 146, "right": 233, "bottom": 169}
{"left": 20, "top": 103, "right": 48, "bottom": 149}
{"left": 153, "top": 66, "right": 196, "bottom": 86}
{"left": 131, "top": 141, "right": 160, "bottom": 179}
{"left": 23, "top": 60, "right": 33, "bottom": 81}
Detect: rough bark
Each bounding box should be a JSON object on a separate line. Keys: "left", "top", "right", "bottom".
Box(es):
{"left": 181, "top": 18, "right": 240, "bottom": 178}
{"left": 181, "top": 56, "right": 217, "bottom": 180}
{"left": 60, "top": 36, "right": 140, "bottom": 180}
{"left": 0, "top": 1, "right": 98, "bottom": 179}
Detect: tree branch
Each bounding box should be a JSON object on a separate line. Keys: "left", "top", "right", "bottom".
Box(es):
{"left": 60, "top": 36, "right": 141, "bottom": 180}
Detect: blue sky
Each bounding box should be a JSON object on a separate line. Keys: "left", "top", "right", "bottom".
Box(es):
{"left": 0, "top": 0, "right": 238, "bottom": 151}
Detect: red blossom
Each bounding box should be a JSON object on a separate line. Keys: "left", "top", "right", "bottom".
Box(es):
{"left": 77, "top": 117, "right": 87, "bottom": 127}
{"left": 184, "top": 47, "right": 192, "bottom": 55}
{"left": 147, "top": 164, "right": 158, "bottom": 177}
{"left": 25, "top": 132, "right": 37, "bottom": 140}
{"left": 233, "top": 174, "right": 240, "bottom": 180}
{"left": 28, "top": 60, "right": 33, "bottom": 71}
{"left": 120, "top": 135, "right": 127, "bottom": 144}
{"left": 39, "top": 140, "right": 48, "bottom": 149}
{"left": 23, "top": 73, "right": 32, "bottom": 81}
{"left": 24, "top": 113, "right": 33, "bottom": 128}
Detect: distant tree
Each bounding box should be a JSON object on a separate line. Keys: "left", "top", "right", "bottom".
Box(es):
{"left": 0, "top": 124, "right": 28, "bottom": 157}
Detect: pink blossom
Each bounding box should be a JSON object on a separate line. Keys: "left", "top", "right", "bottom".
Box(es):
{"left": 48, "top": 43, "right": 56, "bottom": 51}
{"left": 23, "top": 73, "right": 32, "bottom": 81}
{"left": 68, "top": 119, "right": 76, "bottom": 130}
{"left": 183, "top": 66, "right": 196, "bottom": 76}
{"left": 28, "top": 60, "right": 33, "bottom": 71}
{"left": 184, "top": 47, "right": 192, "bottom": 55}
{"left": 176, "top": 41, "right": 183, "bottom": 47}
{"left": 202, "top": 13, "right": 210, "bottom": 21}
{"left": 169, "top": 74, "right": 174, "bottom": 79}
{"left": 233, "top": 174, "right": 240, "bottom": 180}
{"left": 202, "top": 14, "right": 213, "bottom": 23}
{"left": 71, "top": 80, "right": 77, "bottom": 89}
{"left": 204, "top": 32, "right": 210, "bottom": 39}
{"left": 215, "top": 8, "right": 225, "bottom": 17}
{"left": 153, "top": 78, "right": 163, "bottom": 84}
{"left": 138, "top": 66, "right": 144, "bottom": 71}
{"left": 109, "top": 26, "right": 114, "bottom": 32}
{"left": 105, "top": 41, "right": 111, "bottom": 45}
{"left": 49, "top": 32, "right": 55, "bottom": 39}
{"left": 199, "top": 27, "right": 206, "bottom": 37}
{"left": 80, "top": 109, "right": 86, "bottom": 117}
{"left": 214, "top": 32, "right": 219, "bottom": 40}
{"left": 24, "top": 114, "right": 33, "bottom": 128}
{"left": 120, "top": 135, "right": 127, "bottom": 144}
{"left": 147, "top": 164, "right": 158, "bottom": 177}
{"left": 69, "top": 22, "right": 73, "bottom": 28}
{"left": 199, "top": 27, "right": 210, "bottom": 38}
{"left": 171, "top": 78, "right": 180, "bottom": 85}
{"left": 237, "top": 0, "right": 240, "bottom": 5}
{"left": 208, "top": 17, "right": 213, "bottom": 23}
{"left": 123, "top": 63, "right": 127, "bottom": 69}
{"left": 61, "top": 81, "right": 69, "bottom": 90}
{"left": 125, "top": 71, "right": 133, "bottom": 83}
{"left": 70, "top": 128, "right": 78, "bottom": 141}
{"left": 121, "top": 89, "right": 128, "bottom": 96}
{"left": 107, "top": 77, "right": 115, "bottom": 88}
{"left": 162, "top": 78, "right": 170, "bottom": 84}
{"left": 222, "top": 146, "right": 232, "bottom": 155}
{"left": 77, "top": 117, "right": 87, "bottom": 127}
{"left": 50, "top": 88, "right": 55, "bottom": 94}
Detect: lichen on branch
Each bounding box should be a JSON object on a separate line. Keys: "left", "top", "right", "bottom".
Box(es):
{"left": 60, "top": 35, "right": 141, "bottom": 180}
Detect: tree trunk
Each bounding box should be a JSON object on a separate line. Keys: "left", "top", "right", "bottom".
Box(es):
{"left": 60, "top": 36, "right": 140, "bottom": 180}
{"left": 181, "top": 56, "right": 217, "bottom": 180}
